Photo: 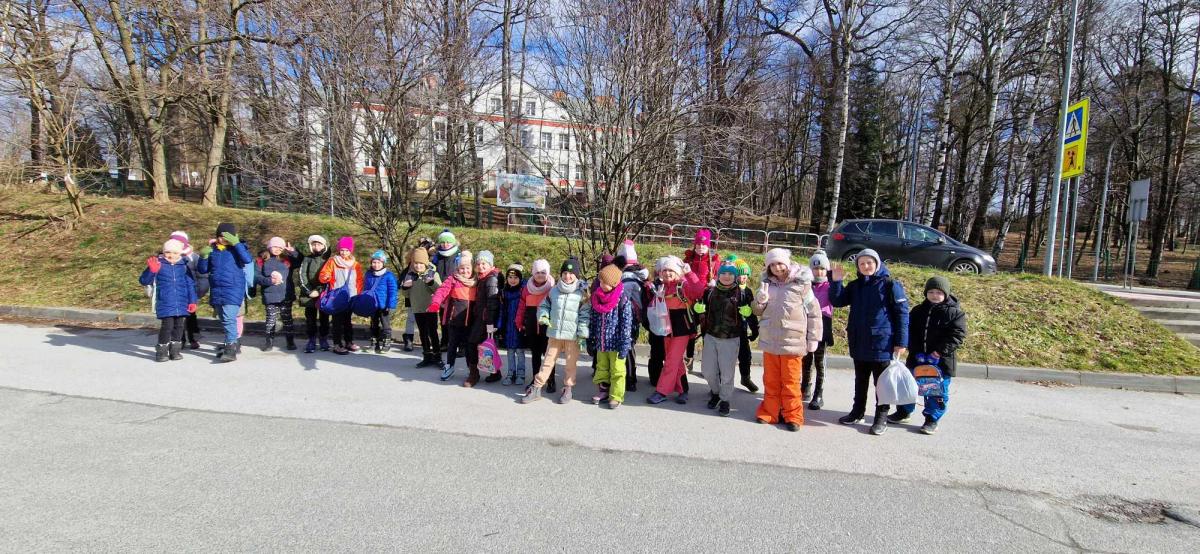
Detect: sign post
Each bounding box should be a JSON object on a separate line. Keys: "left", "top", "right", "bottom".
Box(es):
{"left": 1043, "top": 0, "right": 1082, "bottom": 277}
{"left": 1125, "top": 179, "right": 1150, "bottom": 289}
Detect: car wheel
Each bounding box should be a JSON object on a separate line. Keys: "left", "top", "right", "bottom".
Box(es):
{"left": 844, "top": 249, "right": 861, "bottom": 262}
{"left": 950, "top": 259, "right": 980, "bottom": 274}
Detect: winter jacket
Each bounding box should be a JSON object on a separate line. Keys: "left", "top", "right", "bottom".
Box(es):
{"left": 811, "top": 281, "right": 833, "bottom": 317}
{"left": 198, "top": 242, "right": 253, "bottom": 307}
{"left": 405, "top": 269, "right": 442, "bottom": 313}
{"left": 644, "top": 271, "right": 706, "bottom": 338}
{"left": 254, "top": 253, "right": 300, "bottom": 305}
{"left": 516, "top": 281, "right": 553, "bottom": 336}
{"left": 140, "top": 256, "right": 198, "bottom": 319}
{"left": 752, "top": 263, "right": 823, "bottom": 356}
{"left": 537, "top": 281, "right": 590, "bottom": 340}
{"left": 185, "top": 253, "right": 210, "bottom": 300}
{"left": 298, "top": 249, "right": 331, "bottom": 307}
{"left": 684, "top": 249, "right": 720, "bottom": 283}
{"left": 498, "top": 282, "right": 526, "bottom": 349}
{"left": 432, "top": 249, "right": 457, "bottom": 281}
{"left": 829, "top": 263, "right": 910, "bottom": 362}
{"left": 318, "top": 256, "right": 365, "bottom": 297}
{"left": 468, "top": 269, "right": 502, "bottom": 343}
{"left": 588, "top": 295, "right": 633, "bottom": 358}
{"left": 429, "top": 274, "right": 477, "bottom": 328}
{"left": 699, "top": 284, "right": 750, "bottom": 340}
{"left": 363, "top": 269, "right": 399, "bottom": 311}
{"left": 621, "top": 265, "right": 648, "bottom": 338}
{"left": 906, "top": 295, "right": 968, "bottom": 376}
{"left": 737, "top": 285, "right": 760, "bottom": 340}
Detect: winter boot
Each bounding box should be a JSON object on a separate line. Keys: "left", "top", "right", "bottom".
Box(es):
{"left": 521, "top": 385, "right": 543, "bottom": 404}
{"left": 319, "top": 337, "right": 331, "bottom": 351}
{"left": 801, "top": 367, "right": 812, "bottom": 402}
{"left": 372, "top": 339, "right": 382, "bottom": 354}
{"left": 740, "top": 375, "right": 759, "bottom": 393}
{"left": 592, "top": 384, "right": 610, "bottom": 405}
{"left": 463, "top": 367, "right": 481, "bottom": 388}
{"left": 155, "top": 343, "right": 169, "bottom": 363}
{"left": 402, "top": 334, "right": 414, "bottom": 352}
{"left": 485, "top": 370, "right": 503, "bottom": 383}
{"left": 808, "top": 370, "right": 825, "bottom": 410}
{"left": 869, "top": 407, "right": 888, "bottom": 436}
{"left": 262, "top": 335, "right": 275, "bottom": 352}
{"left": 285, "top": 334, "right": 297, "bottom": 351}
{"left": 557, "top": 385, "right": 573, "bottom": 404}
{"left": 168, "top": 341, "right": 183, "bottom": 361}
{"left": 625, "top": 365, "right": 637, "bottom": 392}
{"left": 217, "top": 343, "right": 238, "bottom": 363}
{"left": 382, "top": 337, "right": 393, "bottom": 352}
{"left": 304, "top": 337, "right": 317, "bottom": 354}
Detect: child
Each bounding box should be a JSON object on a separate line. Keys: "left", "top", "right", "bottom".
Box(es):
{"left": 733, "top": 257, "right": 760, "bottom": 393}
{"left": 467, "top": 250, "right": 502, "bottom": 386}
{"left": 617, "top": 240, "right": 647, "bottom": 391}
{"left": 169, "top": 231, "right": 207, "bottom": 350}
{"left": 197, "top": 222, "right": 252, "bottom": 363}
{"left": 431, "top": 228, "right": 461, "bottom": 354}
{"left": 364, "top": 250, "right": 399, "bottom": 353}
{"left": 400, "top": 237, "right": 433, "bottom": 352}
{"left": 521, "top": 257, "right": 590, "bottom": 404}
{"left": 427, "top": 251, "right": 478, "bottom": 382}
{"left": 682, "top": 229, "right": 719, "bottom": 372}
{"left": 498, "top": 264, "right": 527, "bottom": 385}
{"left": 751, "top": 248, "right": 822, "bottom": 431}
{"left": 254, "top": 237, "right": 301, "bottom": 351}
{"left": 319, "top": 236, "right": 365, "bottom": 355}
{"left": 404, "top": 246, "right": 442, "bottom": 367}
{"left": 695, "top": 260, "right": 752, "bottom": 417}
{"left": 645, "top": 255, "right": 705, "bottom": 405}
{"left": 803, "top": 251, "right": 834, "bottom": 409}
{"left": 516, "top": 259, "right": 556, "bottom": 393}
{"left": 890, "top": 275, "right": 967, "bottom": 434}
{"left": 140, "top": 239, "right": 198, "bottom": 362}
{"left": 588, "top": 263, "right": 633, "bottom": 409}
{"left": 298, "top": 235, "right": 331, "bottom": 353}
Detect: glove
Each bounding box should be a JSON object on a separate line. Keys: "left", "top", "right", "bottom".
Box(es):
{"left": 738, "top": 305, "right": 752, "bottom": 318}
{"left": 221, "top": 231, "right": 240, "bottom": 245}
{"left": 187, "top": 303, "right": 197, "bottom": 314}
{"left": 146, "top": 257, "right": 161, "bottom": 273}
{"left": 680, "top": 263, "right": 692, "bottom": 274}
{"left": 427, "top": 303, "right": 440, "bottom": 313}
{"left": 486, "top": 324, "right": 496, "bottom": 335}
{"left": 808, "top": 341, "right": 819, "bottom": 353}
{"left": 199, "top": 245, "right": 212, "bottom": 259}
{"left": 309, "top": 290, "right": 320, "bottom": 298}
{"left": 692, "top": 302, "right": 706, "bottom": 314}
{"left": 538, "top": 314, "right": 551, "bottom": 327}
{"left": 270, "top": 271, "right": 283, "bottom": 285}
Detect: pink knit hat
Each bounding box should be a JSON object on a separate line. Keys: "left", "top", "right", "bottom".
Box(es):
{"left": 336, "top": 236, "right": 355, "bottom": 251}
{"left": 267, "top": 236, "right": 286, "bottom": 249}
{"left": 693, "top": 229, "right": 712, "bottom": 248}
{"left": 617, "top": 239, "right": 638, "bottom": 264}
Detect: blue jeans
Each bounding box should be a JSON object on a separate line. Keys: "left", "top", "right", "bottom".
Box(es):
{"left": 216, "top": 304, "right": 240, "bottom": 344}
{"left": 897, "top": 377, "right": 951, "bottom": 422}
{"left": 507, "top": 348, "right": 527, "bottom": 376}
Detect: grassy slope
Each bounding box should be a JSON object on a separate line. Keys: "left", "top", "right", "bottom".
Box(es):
{"left": 3, "top": 191, "right": 1199, "bottom": 375}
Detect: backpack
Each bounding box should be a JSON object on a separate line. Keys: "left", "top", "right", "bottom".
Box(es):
{"left": 477, "top": 335, "right": 503, "bottom": 375}
{"left": 913, "top": 354, "right": 945, "bottom": 397}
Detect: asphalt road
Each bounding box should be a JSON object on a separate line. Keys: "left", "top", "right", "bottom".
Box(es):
{"left": 1, "top": 322, "right": 1198, "bottom": 551}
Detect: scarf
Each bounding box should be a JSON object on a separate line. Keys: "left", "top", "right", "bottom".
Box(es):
{"left": 526, "top": 275, "right": 555, "bottom": 295}
{"left": 372, "top": 268, "right": 387, "bottom": 277}
{"left": 812, "top": 275, "right": 828, "bottom": 283}
{"left": 456, "top": 272, "right": 476, "bottom": 288}
{"left": 558, "top": 279, "right": 579, "bottom": 294}
{"left": 591, "top": 284, "right": 622, "bottom": 314}
{"left": 438, "top": 244, "right": 459, "bottom": 259}
{"left": 332, "top": 255, "right": 359, "bottom": 295}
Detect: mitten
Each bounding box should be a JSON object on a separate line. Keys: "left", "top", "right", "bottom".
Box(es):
{"left": 538, "top": 314, "right": 551, "bottom": 327}
{"left": 738, "top": 305, "right": 752, "bottom": 317}
{"left": 692, "top": 302, "right": 706, "bottom": 314}
{"left": 199, "top": 246, "right": 213, "bottom": 258}
{"left": 427, "top": 303, "right": 440, "bottom": 313}
{"left": 187, "top": 303, "right": 197, "bottom": 314}
{"left": 146, "top": 257, "right": 161, "bottom": 273}
{"left": 221, "top": 231, "right": 240, "bottom": 245}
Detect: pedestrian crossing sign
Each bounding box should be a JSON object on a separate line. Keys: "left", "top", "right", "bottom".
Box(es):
{"left": 1061, "top": 98, "right": 1089, "bottom": 178}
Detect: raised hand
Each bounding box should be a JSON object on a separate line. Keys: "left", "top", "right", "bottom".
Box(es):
{"left": 146, "top": 256, "right": 161, "bottom": 273}
{"left": 221, "top": 231, "right": 240, "bottom": 245}
{"left": 830, "top": 264, "right": 846, "bottom": 281}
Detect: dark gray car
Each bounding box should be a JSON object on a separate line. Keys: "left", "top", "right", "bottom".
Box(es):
{"left": 825, "top": 219, "right": 997, "bottom": 274}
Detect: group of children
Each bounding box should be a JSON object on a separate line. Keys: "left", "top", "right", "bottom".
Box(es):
{"left": 141, "top": 225, "right": 967, "bottom": 434}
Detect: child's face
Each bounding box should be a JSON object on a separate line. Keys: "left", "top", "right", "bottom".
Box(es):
{"left": 600, "top": 281, "right": 615, "bottom": 293}
{"left": 476, "top": 260, "right": 493, "bottom": 275}
{"left": 506, "top": 274, "right": 520, "bottom": 286}
{"left": 310, "top": 241, "right": 325, "bottom": 254}
{"left": 769, "top": 262, "right": 789, "bottom": 279}
{"left": 659, "top": 269, "right": 678, "bottom": 282}
{"left": 217, "top": 236, "right": 230, "bottom": 246}
{"left": 695, "top": 244, "right": 709, "bottom": 255}
{"left": 439, "top": 241, "right": 454, "bottom": 250}
{"left": 718, "top": 272, "right": 735, "bottom": 286}
{"left": 259, "top": 250, "right": 269, "bottom": 260}
{"left": 269, "top": 246, "right": 284, "bottom": 257}
{"left": 371, "top": 259, "right": 384, "bottom": 271}
{"left": 456, "top": 265, "right": 472, "bottom": 279}
{"left": 413, "top": 262, "right": 427, "bottom": 274}
{"left": 338, "top": 248, "right": 352, "bottom": 258}
{"left": 561, "top": 271, "right": 577, "bottom": 284}
{"left": 163, "top": 251, "right": 182, "bottom": 264}
{"left": 857, "top": 256, "right": 878, "bottom": 276}
{"left": 738, "top": 275, "right": 748, "bottom": 285}
{"left": 532, "top": 273, "right": 547, "bottom": 285}
{"left": 927, "top": 289, "right": 946, "bottom": 304}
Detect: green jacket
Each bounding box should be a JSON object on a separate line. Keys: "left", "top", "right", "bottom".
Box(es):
{"left": 406, "top": 268, "right": 442, "bottom": 313}
{"left": 537, "top": 281, "right": 590, "bottom": 340}
{"left": 297, "top": 249, "right": 331, "bottom": 307}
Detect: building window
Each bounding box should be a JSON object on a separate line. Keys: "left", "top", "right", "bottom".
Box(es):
{"left": 510, "top": 99, "right": 520, "bottom": 115}
{"left": 559, "top": 133, "right": 570, "bottom": 150}
{"left": 433, "top": 122, "right": 446, "bottom": 141}
{"left": 475, "top": 157, "right": 484, "bottom": 172}
{"left": 526, "top": 101, "right": 537, "bottom": 116}
{"left": 475, "top": 126, "right": 484, "bottom": 143}
{"left": 520, "top": 130, "right": 532, "bottom": 147}
{"left": 539, "top": 132, "right": 552, "bottom": 149}
{"left": 540, "top": 162, "right": 553, "bottom": 177}
{"left": 557, "top": 163, "right": 569, "bottom": 178}
{"left": 575, "top": 164, "right": 587, "bottom": 181}
{"left": 490, "top": 98, "right": 502, "bottom": 113}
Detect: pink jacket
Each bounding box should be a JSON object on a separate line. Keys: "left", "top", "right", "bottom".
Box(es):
{"left": 811, "top": 281, "right": 833, "bottom": 318}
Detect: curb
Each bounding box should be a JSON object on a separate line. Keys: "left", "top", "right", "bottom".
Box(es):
{"left": 2, "top": 304, "right": 1197, "bottom": 395}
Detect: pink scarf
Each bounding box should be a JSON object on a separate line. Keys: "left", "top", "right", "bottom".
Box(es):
{"left": 591, "top": 284, "right": 622, "bottom": 314}
{"left": 525, "top": 275, "right": 555, "bottom": 295}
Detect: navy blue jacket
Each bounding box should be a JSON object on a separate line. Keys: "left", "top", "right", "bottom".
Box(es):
{"left": 140, "top": 257, "right": 198, "bottom": 319}
{"left": 829, "top": 263, "right": 910, "bottom": 362}
{"left": 198, "top": 242, "right": 253, "bottom": 307}
{"left": 588, "top": 294, "right": 634, "bottom": 359}
{"left": 497, "top": 282, "right": 526, "bottom": 349}
{"left": 363, "top": 269, "right": 399, "bottom": 311}
{"left": 255, "top": 253, "right": 301, "bottom": 305}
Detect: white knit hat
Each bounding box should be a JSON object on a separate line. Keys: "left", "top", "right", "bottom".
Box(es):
{"left": 531, "top": 259, "right": 551, "bottom": 277}
{"left": 655, "top": 255, "right": 685, "bottom": 275}
{"left": 765, "top": 247, "right": 792, "bottom": 267}
{"left": 809, "top": 250, "right": 830, "bottom": 270}
{"left": 307, "top": 235, "right": 327, "bottom": 246}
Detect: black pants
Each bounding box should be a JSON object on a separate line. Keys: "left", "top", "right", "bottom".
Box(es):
{"left": 415, "top": 312, "right": 441, "bottom": 356}
{"left": 332, "top": 312, "right": 354, "bottom": 346}
{"left": 802, "top": 341, "right": 827, "bottom": 391}
{"left": 264, "top": 302, "right": 295, "bottom": 337}
{"left": 185, "top": 313, "right": 199, "bottom": 343}
{"left": 370, "top": 310, "right": 392, "bottom": 341}
{"left": 851, "top": 360, "right": 890, "bottom": 417}
{"left": 304, "top": 305, "right": 330, "bottom": 339}
{"left": 738, "top": 333, "right": 752, "bottom": 379}
{"left": 445, "top": 325, "right": 478, "bottom": 370}
{"left": 157, "top": 316, "right": 187, "bottom": 343}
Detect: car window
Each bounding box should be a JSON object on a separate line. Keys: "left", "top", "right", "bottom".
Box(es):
{"left": 839, "top": 221, "right": 870, "bottom": 235}
{"left": 867, "top": 221, "right": 899, "bottom": 237}
{"left": 904, "top": 224, "right": 941, "bottom": 243}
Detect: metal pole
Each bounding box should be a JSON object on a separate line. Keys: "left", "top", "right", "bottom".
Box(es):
{"left": 1131, "top": 216, "right": 1141, "bottom": 288}
{"left": 1044, "top": 0, "right": 1081, "bottom": 276}
{"left": 1124, "top": 205, "right": 1136, "bottom": 288}
{"left": 1058, "top": 177, "right": 1071, "bottom": 277}
{"left": 1092, "top": 141, "right": 1117, "bottom": 282}
{"left": 1067, "top": 175, "right": 1082, "bottom": 278}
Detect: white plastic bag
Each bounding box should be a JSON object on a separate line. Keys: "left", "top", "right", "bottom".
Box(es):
{"left": 877, "top": 358, "right": 919, "bottom": 406}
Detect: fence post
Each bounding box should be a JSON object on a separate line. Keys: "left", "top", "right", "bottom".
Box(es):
{"left": 668, "top": 225, "right": 675, "bottom": 246}
{"left": 1189, "top": 257, "right": 1200, "bottom": 290}
{"left": 762, "top": 230, "right": 770, "bottom": 253}
{"left": 541, "top": 216, "right": 548, "bottom": 236}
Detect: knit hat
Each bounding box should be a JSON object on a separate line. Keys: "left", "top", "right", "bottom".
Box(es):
{"left": 925, "top": 275, "right": 952, "bottom": 297}
{"left": 409, "top": 247, "right": 430, "bottom": 265}
{"left": 856, "top": 248, "right": 881, "bottom": 268}
{"left": 734, "top": 258, "right": 751, "bottom": 277}
{"left": 267, "top": 237, "right": 286, "bottom": 250}
{"left": 618, "top": 239, "right": 638, "bottom": 264}
{"left": 655, "top": 255, "right": 685, "bottom": 275}
{"left": 506, "top": 264, "right": 525, "bottom": 278}
{"left": 531, "top": 259, "right": 551, "bottom": 278}
{"left": 371, "top": 249, "right": 388, "bottom": 262}
{"left": 598, "top": 253, "right": 615, "bottom": 271}
{"left": 216, "top": 222, "right": 236, "bottom": 237}
{"left": 336, "top": 236, "right": 355, "bottom": 252}
{"left": 169, "top": 231, "right": 192, "bottom": 256}
{"left": 162, "top": 239, "right": 185, "bottom": 254}
{"left": 765, "top": 248, "right": 792, "bottom": 267}
{"left": 456, "top": 250, "right": 474, "bottom": 268}
{"left": 307, "top": 235, "right": 327, "bottom": 246}
{"left": 809, "top": 250, "right": 830, "bottom": 271}
{"left": 476, "top": 250, "right": 495, "bottom": 266}
{"left": 693, "top": 229, "right": 713, "bottom": 248}
{"left": 560, "top": 256, "right": 581, "bottom": 277}
{"left": 717, "top": 260, "right": 738, "bottom": 278}
{"left": 598, "top": 264, "right": 622, "bottom": 289}
{"left": 437, "top": 229, "right": 457, "bottom": 245}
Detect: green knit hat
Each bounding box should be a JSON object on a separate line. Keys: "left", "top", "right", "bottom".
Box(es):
{"left": 925, "top": 275, "right": 952, "bottom": 297}
{"left": 437, "top": 229, "right": 457, "bottom": 246}
{"left": 734, "top": 257, "right": 751, "bottom": 277}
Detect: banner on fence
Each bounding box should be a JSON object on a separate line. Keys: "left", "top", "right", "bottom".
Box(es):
{"left": 496, "top": 173, "right": 547, "bottom": 209}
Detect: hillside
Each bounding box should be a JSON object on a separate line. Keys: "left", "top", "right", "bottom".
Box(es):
{"left": 2, "top": 190, "right": 1198, "bottom": 374}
